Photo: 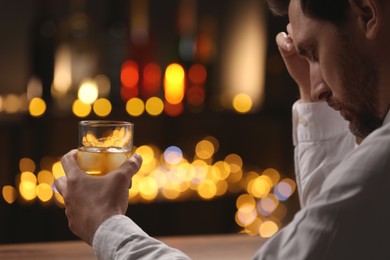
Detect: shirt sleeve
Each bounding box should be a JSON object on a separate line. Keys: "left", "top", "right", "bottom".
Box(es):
{"left": 252, "top": 120, "right": 390, "bottom": 260}
{"left": 92, "top": 215, "right": 191, "bottom": 260}
{"left": 292, "top": 101, "right": 356, "bottom": 206}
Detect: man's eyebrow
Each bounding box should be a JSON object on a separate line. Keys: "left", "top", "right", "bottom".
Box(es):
{"left": 296, "top": 42, "right": 313, "bottom": 58}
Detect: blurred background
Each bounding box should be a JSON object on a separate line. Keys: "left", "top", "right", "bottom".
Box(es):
{"left": 0, "top": 0, "right": 299, "bottom": 244}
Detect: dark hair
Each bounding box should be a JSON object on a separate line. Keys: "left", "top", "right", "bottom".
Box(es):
{"left": 265, "top": 0, "right": 350, "bottom": 24}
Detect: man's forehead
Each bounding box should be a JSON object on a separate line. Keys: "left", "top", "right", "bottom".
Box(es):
{"left": 287, "top": 0, "right": 303, "bottom": 39}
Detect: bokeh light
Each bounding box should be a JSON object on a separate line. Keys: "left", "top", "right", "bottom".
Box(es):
{"left": 93, "top": 98, "right": 112, "bottom": 117}
{"left": 143, "top": 63, "right": 162, "bottom": 97}
{"left": 164, "top": 63, "right": 185, "bottom": 105}
{"left": 4, "top": 94, "right": 20, "bottom": 114}
{"left": 164, "top": 101, "right": 183, "bottom": 116}
{"left": 259, "top": 221, "right": 279, "bottom": 238}
{"left": 72, "top": 99, "right": 92, "bottom": 117}
{"left": 37, "top": 170, "right": 55, "bottom": 185}
{"left": 145, "top": 97, "right": 164, "bottom": 116}
{"left": 19, "top": 158, "right": 36, "bottom": 173}
{"left": 29, "top": 97, "right": 46, "bottom": 117}
{"left": 52, "top": 161, "right": 65, "bottom": 179}
{"left": 121, "top": 60, "right": 139, "bottom": 88}
{"left": 195, "top": 139, "right": 215, "bottom": 160}
{"left": 164, "top": 146, "right": 183, "bottom": 165}
{"left": 78, "top": 79, "right": 98, "bottom": 104}
{"left": 1, "top": 135, "right": 296, "bottom": 240}
{"left": 37, "top": 183, "right": 53, "bottom": 202}
{"left": 274, "top": 178, "right": 296, "bottom": 201}
{"left": 233, "top": 93, "right": 252, "bottom": 113}
{"left": 126, "top": 97, "right": 144, "bottom": 116}
{"left": 2, "top": 186, "right": 17, "bottom": 204}
{"left": 188, "top": 63, "right": 207, "bottom": 85}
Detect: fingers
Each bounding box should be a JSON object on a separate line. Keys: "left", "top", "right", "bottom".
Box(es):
{"left": 287, "top": 23, "right": 292, "bottom": 35}
{"left": 61, "top": 149, "right": 81, "bottom": 178}
{"left": 276, "top": 32, "right": 295, "bottom": 58}
{"left": 55, "top": 176, "right": 67, "bottom": 196}
{"left": 113, "top": 154, "right": 143, "bottom": 178}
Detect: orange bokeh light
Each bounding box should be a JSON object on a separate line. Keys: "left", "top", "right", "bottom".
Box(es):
{"left": 188, "top": 64, "right": 207, "bottom": 85}
{"left": 121, "top": 60, "right": 139, "bottom": 88}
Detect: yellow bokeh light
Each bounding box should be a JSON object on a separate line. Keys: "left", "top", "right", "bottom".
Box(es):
{"left": 236, "top": 193, "right": 256, "bottom": 209}
{"left": 206, "top": 165, "right": 221, "bottom": 182}
{"left": 197, "top": 180, "right": 217, "bottom": 200}
{"left": 2, "top": 185, "right": 17, "bottom": 204}
{"left": 129, "top": 174, "right": 141, "bottom": 198}
{"left": 93, "top": 98, "right": 112, "bottom": 117}
{"left": 213, "top": 161, "right": 231, "bottom": 180}
{"left": 72, "top": 99, "right": 92, "bottom": 118}
{"left": 29, "top": 97, "right": 46, "bottom": 117}
{"left": 52, "top": 161, "right": 65, "bottom": 179}
{"left": 232, "top": 93, "right": 253, "bottom": 113}
{"left": 259, "top": 220, "right": 279, "bottom": 238}
{"left": 225, "top": 154, "right": 243, "bottom": 172}
{"left": 78, "top": 79, "right": 98, "bottom": 104}
{"left": 150, "top": 168, "right": 168, "bottom": 188}
{"left": 165, "top": 63, "right": 185, "bottom": 83}
{"left": 188, "top": 160, "right": 208, "bottom": 183}
{"left": 249, "top": 175, "right": 272, "bottom": 198}
{"left": 164, "top": 63, "right": 185, "bottom": 104}
{"left": 136, "top": 145, "right": 155, "bottom": 164}
{"left": 227, "top": 169, "right": 243, "bottom": 184}
{"left": 162, "top": 186, "right": 181, "bottom": 200}
{"left": 145, "top": 97, "right": 164, "bottom": 116}
{"left": 126, "top": 98, "right": 144, "bottom": 116}
{"left": 4, "top": 94, "right": 20, "bottom": 114}
{"left": 195, "top": 140, "right": 215, "bottom": 160}
{"left": 19, "top": 158, "right": 36, "bottom": 173}
{"left": 262, "top": 168, "right": 280, "bottom": 186}
{"left": 244, "top": 217, "right": 262, "bottom": 236}
{"left": 21, "top": 171, "right": 37, "bottom": 186}
{"left": 37, "top": 170, "right": 55, "bottom": 185}
{"left": 215, "top": 180, "right": 228, "bottom": 196}
{"left": 139, "top": 176, "right": 158, "bottom": 201}
{"left": 204, "top": 136, "right": 219, "bottom": 154}
{"left": 37, "top": 183, "right": 54, "bottom": 202}
{"left": 19, "top": 172, "right": 37, "bottom": 201}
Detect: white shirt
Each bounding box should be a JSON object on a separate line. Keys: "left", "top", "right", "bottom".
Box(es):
{"left": 93, "top": 101, "right": 390, "bottom": 259}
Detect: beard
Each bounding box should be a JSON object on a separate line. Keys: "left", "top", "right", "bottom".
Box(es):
{"left": 328, "top": 33, "right": 382, "bottom": 139}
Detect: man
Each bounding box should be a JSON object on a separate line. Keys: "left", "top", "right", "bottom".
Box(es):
{"left": 56, "top": 0, "right": 390, "bottom": 259}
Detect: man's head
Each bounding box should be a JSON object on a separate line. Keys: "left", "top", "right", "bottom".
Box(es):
{"left": 266, "top": 0, "right": 349, "bottom": 24}
{"left": 267, "top": 0, "right": 390, "bottom": 139}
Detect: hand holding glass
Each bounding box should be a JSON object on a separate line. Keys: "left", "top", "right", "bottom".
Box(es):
{"left": 77, "top": 121, "right": 133, "bottom": 175}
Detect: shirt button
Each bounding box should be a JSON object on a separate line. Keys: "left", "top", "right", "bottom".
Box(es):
{"left": 298, "top": 117, "right": 308, "bottom": 126}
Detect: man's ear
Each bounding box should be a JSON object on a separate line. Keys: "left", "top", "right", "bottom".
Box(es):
{"left": 348, "top": 0, "right": 381, "bottom": 39}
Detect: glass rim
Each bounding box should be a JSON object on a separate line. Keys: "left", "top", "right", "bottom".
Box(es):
{"left": 79, "top": 120, "right": 133, "bottom": 127}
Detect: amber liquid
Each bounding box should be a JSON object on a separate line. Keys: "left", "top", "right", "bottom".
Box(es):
{"left": 77, "top": 147, "right": 131, "bottom": 176}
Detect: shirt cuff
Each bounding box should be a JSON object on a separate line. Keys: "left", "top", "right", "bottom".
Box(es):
{"left": 292, "top": 101, "right": 350, "bottom": 145}
{"left": 92, "top": 214, "right": 147, "bottom": 259}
